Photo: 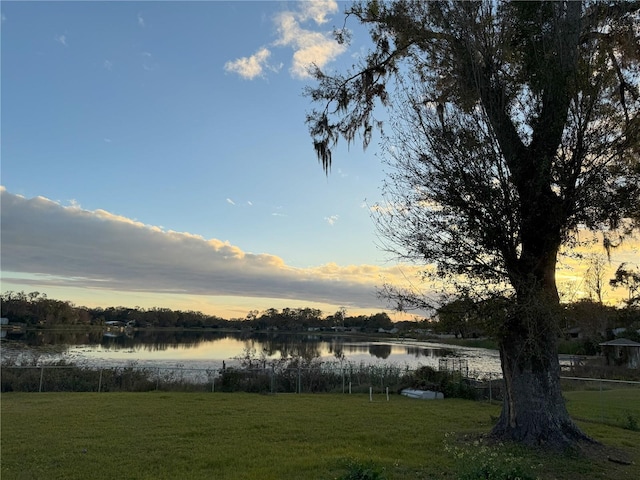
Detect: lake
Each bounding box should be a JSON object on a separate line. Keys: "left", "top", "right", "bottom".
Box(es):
{"left": 1, "top": 329, "right": 503, "bottom": 377}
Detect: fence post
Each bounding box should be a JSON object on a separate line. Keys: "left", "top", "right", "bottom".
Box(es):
{"left": 270, "top": 368, "right": 274, "bottom": 394}
{"left": 369, "top": 386, "right": 373, "bottom": 402}
{"left": 298, "top": 365, "right": 301, "bottom": 394}
{"left": 599, "top": 379, "right": 604, "bottom": 424}
{"left": 489, "top": 374, "right": 492, "bottom": 404}
{"left": 156, "top": 368, "right": 160, "bottom": 391}
{"left": 98, "top": 369, "right": 103, "bottom": 393}
{"left": 39, "top": 366, "right": 44, "bottom": 393}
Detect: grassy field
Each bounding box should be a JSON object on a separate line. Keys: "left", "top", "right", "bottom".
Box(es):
{"left": 1, "top": 391, "right": 639, "bottom": 480}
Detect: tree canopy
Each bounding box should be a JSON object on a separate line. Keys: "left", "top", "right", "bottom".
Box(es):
{"left": 306, "top": 0, "right": 639, "bottom": 448}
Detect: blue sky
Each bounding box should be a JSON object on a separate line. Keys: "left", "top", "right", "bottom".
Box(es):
{"left": 1, "top": 1, "right": 413, "bottom": 319}
{"left": 1, "top": 1, "right": 637, "bottom": 319}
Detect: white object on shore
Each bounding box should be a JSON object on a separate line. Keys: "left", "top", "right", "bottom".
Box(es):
{"left": 400, "top": 388, "right": 444, "bottom": 400}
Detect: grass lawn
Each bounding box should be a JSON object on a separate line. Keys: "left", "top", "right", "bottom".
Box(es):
{"left": 1, "top": 391, "right": 639, "bottom": 479}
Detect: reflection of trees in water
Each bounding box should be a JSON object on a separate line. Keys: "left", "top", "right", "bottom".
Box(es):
{"left": 368, "top": 344, "right": 392, "bottom": 359}
{"left": 232, "top": 333, "right": 416, "bottom": 362}
{"left": 327, "top": 338, "right": 345, "bottom": 356}
{"left": 10, "top": 330, "right": 461, "bottom": 364}
{"left": 102, "top": 330, "right": 193, "bottom": 351}
{"left": 404, "top": 346, "right": 445, "bottom": 358}
{"left": 138, "top": 331, "right": 215, "bottom": 351}
{"left": 21, "top": 330, "right": 103, "bottom": 347}
{"left": 344, "top": 344, "right": 371, "bottom": 354}
{"left": 255, "top": 333, "right": 321, "bottom": 361}
{"left": 28, "top": 329, "right": 327, "bottom": 357}
{"left": 101, "top": 330, "right": 244, "bottom": 352}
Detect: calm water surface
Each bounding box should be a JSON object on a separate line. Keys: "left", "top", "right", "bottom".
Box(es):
{"left": 2, "top": 329, "right": 503, "bottom": 375}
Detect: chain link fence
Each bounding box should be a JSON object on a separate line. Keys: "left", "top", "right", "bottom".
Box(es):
{"left": 0, "top": 363, "right": 416, "bottom": 395}
{"left": 560, "top": 376, "right": 640, "bottom": 430}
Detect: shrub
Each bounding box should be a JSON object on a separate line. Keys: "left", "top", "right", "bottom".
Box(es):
{"left": 216, "top": 368, "right": 271, "bottom": 393}
{"left": 624, "top": 413, "right": 639, "bottom": 432}
{"left": 402, "top": 366, "right": 479, "bottom": 400}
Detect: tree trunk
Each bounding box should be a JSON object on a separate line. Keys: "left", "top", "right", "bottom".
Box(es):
{"left": 492, "top": 253, "right": 594, "bottom": 448}
{"left": 492, "top": 325, "right": 592, "bottom": 448}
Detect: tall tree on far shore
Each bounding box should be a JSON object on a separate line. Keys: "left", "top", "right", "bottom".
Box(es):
{"left": 306, "top": 1, "right": 639, "bottom": 448}
{"left": 584, "top": 254, "right": 608, "bottom": 304}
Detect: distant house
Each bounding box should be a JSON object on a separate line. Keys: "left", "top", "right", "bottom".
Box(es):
{"left": 378, "top": 327, "right": 399, "bottom": 334}
{"left": 0, "top": 318, "right": 27, "bottom": 335}
{"left": 104, "top": 321, "right": 125, "bottom": 327}
{"left": 104, "top": 320, "right": 126, "bottom": 333}
{"left": 0, "top": 318, "right": 8, "bottom": 339}
{"left": 566, "top": 326, "right": 582, "bottom": 339}
{"left": 599, "top": 338, "right": 640, "bottom": 369}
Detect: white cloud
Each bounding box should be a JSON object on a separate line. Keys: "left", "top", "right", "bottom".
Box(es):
{"left": 298, "top": 0, "right": 339, "bottom": 24}
{"left": 324, "top": 215, "right": 339, "bottom": 226}
{"left": 0, "top": 189, "right": 392, "bottom": 309}
{"left": 137, "top": 12, "right": 145, "bottom": 27}
{"left": 226, "top": 198, "right": 236, "bottom": 205}
{"left": 224, "top": 47, "right": 273, "bottom": 80}
{"left": 55, "top": 34, "right": 67, "bottom": 46}
{"left": 225, "top": 0, "right": 345, "bottom": 80}
{"left": 103, "top": 59, "right": 113, "bottom": 70}
{"left": 275, "top": 12, "right": 346, "bottom": 79}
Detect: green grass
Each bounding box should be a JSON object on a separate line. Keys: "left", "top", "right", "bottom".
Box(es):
{"left": 564, "top": 388, "right": 640, "bottom": 430}
{"left": 1, "top": 391, "right": 639, "bottom": 479}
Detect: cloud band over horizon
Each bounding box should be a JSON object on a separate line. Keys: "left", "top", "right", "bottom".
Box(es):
{"left": 0, "top": 187, "right": 401, "bottom": 310}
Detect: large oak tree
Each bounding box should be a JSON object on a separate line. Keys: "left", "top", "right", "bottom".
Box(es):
{"left": 306, "top": 1, "right": 639, "bottom": 447}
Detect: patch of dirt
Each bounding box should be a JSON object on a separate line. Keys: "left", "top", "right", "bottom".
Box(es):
{"left": 575, "top": 441, "right": 634, "bottom": 465}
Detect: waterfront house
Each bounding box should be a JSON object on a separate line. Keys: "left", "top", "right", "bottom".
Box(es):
{"left": 599, "top": 338, "right": 640, "bottom": 369}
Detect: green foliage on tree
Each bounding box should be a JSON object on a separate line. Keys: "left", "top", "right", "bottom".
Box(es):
{"left": 610, "top": 263, "right": 640, "bottom": 307}
{"left": 0, "top": 291, "right": 87, "bottom": 326}
{"left": 435, "top": 298, "right": 479, "bottom": 339}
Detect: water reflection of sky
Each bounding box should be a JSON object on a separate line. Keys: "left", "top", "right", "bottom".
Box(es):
{"left": 59, "top": 336, "right": 503, "bottom": 375}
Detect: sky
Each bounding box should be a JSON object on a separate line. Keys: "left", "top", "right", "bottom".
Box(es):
{"left": 1, "top": 1, "right": 638, "bottom": 320}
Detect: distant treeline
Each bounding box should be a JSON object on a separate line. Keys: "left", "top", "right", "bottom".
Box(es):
{"left": 4, "top": 291, "right": 638, "bottom": 343}
{"left": 0, "top": 291, "right": 408, "bottom": 332}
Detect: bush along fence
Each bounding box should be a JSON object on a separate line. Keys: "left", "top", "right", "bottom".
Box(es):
{"left": 1, "top": 358, "right": 480, "bottom": 397}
